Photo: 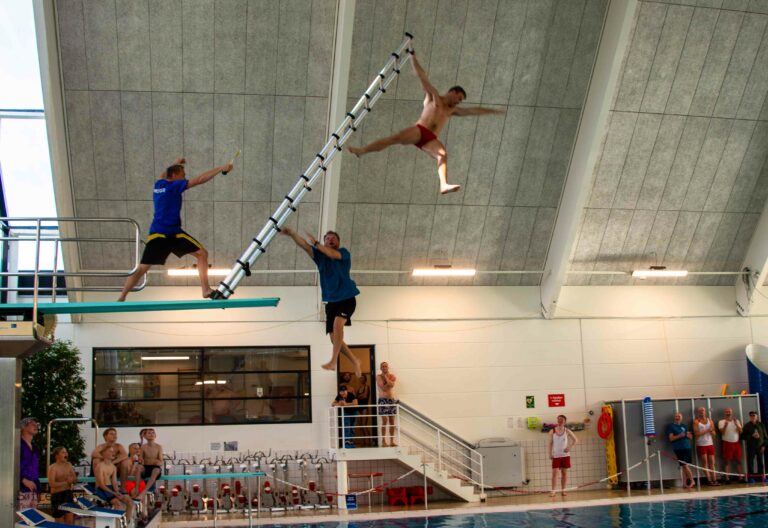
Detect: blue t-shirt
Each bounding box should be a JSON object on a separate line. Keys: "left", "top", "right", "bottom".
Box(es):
{"left": 666, "top": 422, "right": 691, "bottom": 450}
{"left": 149, "top": 179, "right": 188, "bottom": 234}
{"left": 312, "top": 247, "right": 360, "bottom": 303}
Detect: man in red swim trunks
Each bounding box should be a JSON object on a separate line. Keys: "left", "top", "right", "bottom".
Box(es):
{"left": 348, "top": 50, "right": 504, "bottom": 194}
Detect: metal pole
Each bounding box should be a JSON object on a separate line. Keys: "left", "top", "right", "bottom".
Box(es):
{"left": 437, "top": 430, "right": 442, "bottom": 473}
{"left": 422, "top": 462, "right": 428, "bottom": 511}
{"left": 32, "top": 219, "right": 41, "bottom": 326}
{"left": 691, "top": 398, "right": 701, "bottom": 491}
{"left": 644, "top": 440, "right": 651, "bottom": 494}
{"left": 621, "top": 400, "right": 631, "bottom": 497}
{"left": 341, "top": 407, "right": 345, "bottom": 448}
{"left": 738, "top": 395, "right": 747, "bottom": 483}
{"left": 657, "top": 450, "right": 664, "bottom": 495}
{"left": 256, "top": 474, "right": 261, "bottom": 519}
{"left": 247, "top": 472, "right": 253, "bottom": 528}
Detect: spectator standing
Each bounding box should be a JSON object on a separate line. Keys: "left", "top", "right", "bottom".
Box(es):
{"left": 666, "top": 412, "right": 695, "bottom": 488}
{"left": 18, "top": 417, "right": 40, "bottom": 509}
{"left": 694, "top": 407, "right": 718, "bottom": 485}
{"left": 742, "top": 411, "right": 767, "bottom": 483}
{"left": 332, "top": 385, "right": 358, "bottom": 448}
{"left": 548, "top": 415, "right": 578, "bottom": 497}
{"left": 718, "top": 408, "right": 744, "bottom": 482}
{"left": 376, "top": 362, "right": 398, "bottom": 447}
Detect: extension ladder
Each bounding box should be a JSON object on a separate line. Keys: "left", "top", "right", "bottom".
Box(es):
{"left": 212, "top": 32, "right": 414, "bottom": 299}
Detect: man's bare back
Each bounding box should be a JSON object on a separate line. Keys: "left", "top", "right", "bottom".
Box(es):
{"left": 348, "top": 49, "right": 503, "bottom": 195}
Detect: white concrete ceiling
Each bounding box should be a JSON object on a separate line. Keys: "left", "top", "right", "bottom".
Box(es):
{"left": 53, "top": 0, "right": 768, "bottom": 288}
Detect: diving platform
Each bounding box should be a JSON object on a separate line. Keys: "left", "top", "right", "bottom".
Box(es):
{"left": 0, "top": 297, "right": 280, "bottom": 317}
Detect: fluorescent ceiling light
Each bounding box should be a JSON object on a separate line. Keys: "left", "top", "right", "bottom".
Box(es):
{"left": 194, "top": 380, "right": 227, "bottom": 386}
{"left": 632, "top": 267, "right": 688, "bottom": 278}
{"left": 168, "top": 268, "right": 230, "bottom": 277}
{"left": 412, "top": 268, "right": 476, "bottom": 277}
{"left": 141, "top": 356, "right": 190, "bottom": 361}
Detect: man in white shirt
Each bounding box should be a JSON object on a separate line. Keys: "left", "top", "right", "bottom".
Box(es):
{"left": 718, "top": 408, "right": 744, "bottom": 482}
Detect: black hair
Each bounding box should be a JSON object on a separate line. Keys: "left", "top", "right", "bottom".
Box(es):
{"left": 324, "top": 230, "right": 340, "bottom": 241}
{"left": 339, "top": 384, "right": 348, "bottom": 392}
{"left": 448, "top": 85, "right": 467, "bottom": 98}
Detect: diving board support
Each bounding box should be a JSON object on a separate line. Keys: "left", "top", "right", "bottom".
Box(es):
{"left": 539, "top": 0, "right": 638, "bottom": 319}
{"left": 215, "top": 32, "right": 415, "bottom": 299}
{"left": 1, "top": 358, "right": 22, "bottom": 528}
{"left": 0, "top": 297, "right": 279, "bottom": 317}
{"left": 736, "top": 198, "right": 768, "bottom": 316}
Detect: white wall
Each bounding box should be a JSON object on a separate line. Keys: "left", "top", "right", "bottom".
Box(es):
{"left": 53, "top": 285, "right": 768, "bottom": 455}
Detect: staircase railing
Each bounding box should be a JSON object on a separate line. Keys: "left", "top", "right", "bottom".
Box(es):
{"left": 328, "top": 402, "right": 484, "bottom": 493}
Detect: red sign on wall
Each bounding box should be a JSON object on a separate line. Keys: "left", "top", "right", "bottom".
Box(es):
{"left": 548, "top": 394, "right": 565, "bottom": 407}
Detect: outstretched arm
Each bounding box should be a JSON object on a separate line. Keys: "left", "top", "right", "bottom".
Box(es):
{"left": 411, "top": 53, "right": 439, "bottom": 98}
{"left": 158, "top": 157, "right": 186, "bottom": 180}
{"left": 452, "top": 106, "right": 505, "bottom": 117}
{"left": 280, "top": 226, "right": 313, "bottom": 258}
{"left": 306, "top": 232, "right": 342, "bottom": 260}
{"left": 187, "top": 163, "right": 233, "bottom": 188}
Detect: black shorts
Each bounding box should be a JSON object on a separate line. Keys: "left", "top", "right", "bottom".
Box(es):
{"left": 51, "top": 489, "right": 73, "bottom": 518}
{"left": 674, "top": 448, "right": 692, "bottom": 466}
{"left": 141, "top": 231, "right": 203, "bottom": 265}
{"left": 142, "top": 464, "right": 162, "bottom": 479}
{"left": 325, "top": 297, "right": 356, "bottom": 334}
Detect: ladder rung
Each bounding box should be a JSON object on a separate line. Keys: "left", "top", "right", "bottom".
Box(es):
{"left": 216, "top": 32, "right": 415, "bottom": 298}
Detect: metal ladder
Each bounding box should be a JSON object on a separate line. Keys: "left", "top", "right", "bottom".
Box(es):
{"left": 212, "top": 32, "right": 414, "bottom": 299}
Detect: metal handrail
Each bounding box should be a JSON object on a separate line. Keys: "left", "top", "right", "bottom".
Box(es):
{"left": 328, "top": 404, "right": 485, "bottom": 493}
{"left": 46, "top": 417, "right": 100, "bottom": 472}
{"left": 0, "top": 217, "right": 146, "bottom": 303}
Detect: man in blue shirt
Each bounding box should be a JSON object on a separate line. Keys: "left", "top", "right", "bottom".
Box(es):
{"left": 666, "top": 412, "right": 695, "bottom": 488}
{"left": 281, "top": 226, "right": 361, "bottom": 378}
{"left": 118, "top": 157, "right": 232, "bottom": 301}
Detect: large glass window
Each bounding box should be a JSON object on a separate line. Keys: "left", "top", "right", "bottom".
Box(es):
{"left": 92, "top": 346, "right": 311, "bottom": 426}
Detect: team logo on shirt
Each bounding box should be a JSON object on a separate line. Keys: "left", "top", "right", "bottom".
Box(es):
{"left": 154, "top": 188, "right": 166, "bottom": 194}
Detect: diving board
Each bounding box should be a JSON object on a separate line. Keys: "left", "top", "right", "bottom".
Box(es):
{"left": 0, "top": 297, "right": 279, "bottom": 316}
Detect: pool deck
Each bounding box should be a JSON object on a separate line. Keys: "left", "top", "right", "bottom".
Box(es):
{"left": 160, "top": 482, "right": 768, "bottom": 527}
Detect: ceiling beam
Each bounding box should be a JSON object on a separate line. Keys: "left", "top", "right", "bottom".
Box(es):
{"left": 736, "top": 198, "right": 768, "bottom": 316}
{"left": 319, "top": 0, "right": 356, "bottom": 237}
{"left": 33, "top": 0, "right": 85, "bottom": 316}
{"left": 539, "top": 0, "right": 638, "bottom": 319}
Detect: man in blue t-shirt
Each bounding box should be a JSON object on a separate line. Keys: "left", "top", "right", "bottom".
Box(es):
{"left": 281, "top": 226, "right": 361, "bottom": 378}
{"left": 118, "top": 157, "right": 232, "bottom": 301}
{"left": 666, "top": 412, "right": 695, "bottom": 488}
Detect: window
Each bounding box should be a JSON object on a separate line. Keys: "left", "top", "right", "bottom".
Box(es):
{"left": 92, "top": 346, "right": 311, "bottom": 426}
{"left": 1, "top": 1, "right": 61, "bottom": 273}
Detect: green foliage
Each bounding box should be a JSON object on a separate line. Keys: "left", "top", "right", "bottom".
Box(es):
{"left": 22, "top": 339, "right": 87, "bottom": 472}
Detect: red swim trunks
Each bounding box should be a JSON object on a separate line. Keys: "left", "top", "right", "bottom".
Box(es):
{"left": 414, "top": 124, "right": 437, "bottom": 149}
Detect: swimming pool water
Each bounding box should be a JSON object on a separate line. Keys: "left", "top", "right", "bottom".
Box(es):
{"left": 281, "top": 493, "right": 768, "bottom": 527}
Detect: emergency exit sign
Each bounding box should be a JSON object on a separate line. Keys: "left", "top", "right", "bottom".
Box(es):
{"left": 548, "top": 394, "right": 565, "bottom": 407}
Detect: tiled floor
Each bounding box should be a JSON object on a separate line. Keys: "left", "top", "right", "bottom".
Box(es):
{"left": 160, "top": 481, "right": 768, "bottom": 527}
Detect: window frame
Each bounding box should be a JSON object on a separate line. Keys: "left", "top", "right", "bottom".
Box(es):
{"left": 91, "top": 345, "right": 313, "bottom": 427}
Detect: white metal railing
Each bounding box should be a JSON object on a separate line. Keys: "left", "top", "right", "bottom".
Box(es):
{"left": 0, "top": 216, "right": 145, "bottom": 319}
{"left": 328, "top": 403, "right": 484, "bottom": 493}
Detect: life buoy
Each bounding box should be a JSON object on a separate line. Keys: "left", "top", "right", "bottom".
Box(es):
{"left": 597, "top": 411, "right": 613, "bottom": 439}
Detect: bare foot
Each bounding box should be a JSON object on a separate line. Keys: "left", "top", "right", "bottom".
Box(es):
{"left": 550, "top": 491, "right": 556, "bottom": 497}
{"left": 561, "top": 491, "right": 568, "bottom": 497}
{"left": 347, "top": 146, "right": 364, "bottom": 158}
{"left": 440, "top": 183, "right": 461, "bottom": 194}
{"left": 321, "top": 362, "right": 336, "bottom": 371}
{"left": 117, "top": 297, "right": 126, "bottom": 302}
{"left": 381, "top": 442, "right": 390, "bottom": 448}
{"left": 203, "top": 288, "right": 215, "bottom": 299}
{"left": 391, "top": 442, "right": 398, "bottom": 447}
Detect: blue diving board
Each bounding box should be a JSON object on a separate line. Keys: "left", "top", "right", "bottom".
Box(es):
{"left": 0, "top": 297, "right": 279, "bottom": 315}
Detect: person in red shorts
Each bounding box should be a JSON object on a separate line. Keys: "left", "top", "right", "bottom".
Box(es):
{"left": 718, "top": 408, "right": 744, "bottom": 482}
{"left": 548, "top": 415, "right": 578, "bottom": 497}
{"left": 694, "top": 406, "right": 718, "bottom": 485}
{"left": 347, "top": 49, "right": 503, "bottom": 195}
